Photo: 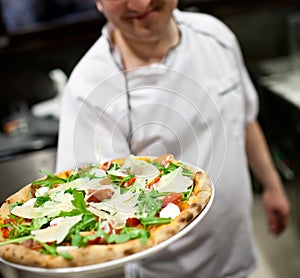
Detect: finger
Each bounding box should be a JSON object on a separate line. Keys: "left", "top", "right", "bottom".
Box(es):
{"left": 268, "top": 211, "right": 288, "bottom": 236}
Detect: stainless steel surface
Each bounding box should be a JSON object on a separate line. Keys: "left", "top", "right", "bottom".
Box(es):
{"left": 0, "top": 148, "right": 56, "bottom": 203}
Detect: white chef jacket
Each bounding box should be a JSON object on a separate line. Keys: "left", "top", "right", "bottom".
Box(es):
{"left": 56, "top": 10, "right": 258, "bottom": 278}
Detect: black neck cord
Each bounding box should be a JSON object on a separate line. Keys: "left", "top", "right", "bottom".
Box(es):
{"left": 124, "top": 73, "right": 133, "bottom": 153}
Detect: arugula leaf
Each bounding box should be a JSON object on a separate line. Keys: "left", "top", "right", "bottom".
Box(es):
{"left": 120, "top": 174, "right": 135, "bottom": 186}
{"left": 34, "top": 196, "right": 51, "bottom": 207}
{"left": 71, "top": 190, "right": 88, "bottom": 213}
{"left": 0, "top": 235, "right": 34, "bottom": 246}
{"left": 71, "top": 233, "right": 83, "bottom": 247}
{"left": 68, "top": 213, "right": 96, "bottom": 237}
{"left": 32, "top": 217, "right": 49, "bottom": 230}
{"left": 59, "top": 190, "right": 88, "bottom": 216}
{"left": 60, "top": 252, "right": 73, "bottom": 260}
{"left": 66, "top": 172, "right": 80, "bottom": 182}
{"left": 107, "top": 227, "right": 149, "bottom": 245}
{"left": 138, "top": 190, "right": 163, "bottom": 217}
{"left": 181, "top": 185, "right": 194, "bottom": 201}
{"left": 9, "top": 202, "right": 23, "bottom": 212}
{"left": 140, "top": 216, "right": 172, "bottom": 226}
{"left": 107, "top": 233, "right": 131, "bottom": 244}
{"left": 76, "top": 164, "right": 104, "bottom": 180}
{"left": 32, "top": 171, "right": 67, "bottom": 188}
{"left": 5, "top": 215, "right": 32, "bottom": 238}
{"left": 107, "top": 174, "right": 122, "bottom": 185}
{"left": 151, "top": 161, "right": 178, "bottom": 175}
{"left": 151, "top": 161, "right": 192, "bottom": 177}
{"left": 181, "top": 167, "right": 193, "bottom": 177}
{"left": 108, "top": 162, "right": 121, "bottom": 171}
{"left": 71, "top": 229, "right": 108, "bottom": 247}
{"left": 39, "top": 242, "right": 58, "bottom": 256}
{"left": 37, "top": 237, "right": 77, "bottom": 259}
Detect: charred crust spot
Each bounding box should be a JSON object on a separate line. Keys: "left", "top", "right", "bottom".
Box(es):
{"left": 179, "top": 212, "right": 193, "bottom": 223}
{"left": 191, "top": 202, "right": 203, "bottom": 212}
{"left": 186, "top": 213, "right": 193, "bottom": 222}
{"left": 124, "top": 249, "right": 134, "bottom": 256}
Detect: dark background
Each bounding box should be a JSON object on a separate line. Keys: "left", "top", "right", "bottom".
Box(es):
{"left": 0, "top": 0, "right": 299, "bottom": 113}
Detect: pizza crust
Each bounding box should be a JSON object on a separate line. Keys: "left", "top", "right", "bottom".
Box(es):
{"left": 0, "top": 239, "right": 154, "bottom": 268}
{"left": 0, "top": 156, "right": 212, "bottom": 268}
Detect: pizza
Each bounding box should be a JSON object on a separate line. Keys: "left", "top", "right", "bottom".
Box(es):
{"left": 0, "top": 154, "right": 212, "bottom": 268}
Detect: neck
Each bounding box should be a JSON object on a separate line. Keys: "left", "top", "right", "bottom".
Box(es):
{"left": 112, "top": 19, "right": 180, "bottom": 70}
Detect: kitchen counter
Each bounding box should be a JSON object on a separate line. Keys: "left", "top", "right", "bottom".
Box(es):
{"left": 0, "top": 115, "right": 58, "bottom": 203}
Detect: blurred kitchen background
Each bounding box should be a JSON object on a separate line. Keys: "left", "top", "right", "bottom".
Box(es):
{"left": 0, "top": 0, "right": 300, "bottom": 277}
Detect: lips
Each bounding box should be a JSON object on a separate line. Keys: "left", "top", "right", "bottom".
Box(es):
{"left": 135, "top": 9, "right": 155, "bottom": 19}
{"left": 126, "top": 7, "right": 158, "bottom": 21}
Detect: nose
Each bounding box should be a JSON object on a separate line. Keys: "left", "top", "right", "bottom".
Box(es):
{"left": 127, "top": 0, "right": 152, "bottom": 12}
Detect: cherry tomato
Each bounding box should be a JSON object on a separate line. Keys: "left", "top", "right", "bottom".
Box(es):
{"left": 124, "top": 177, "right": 136, "bottom": 187}
{"left": 100, "top": 161, "right": 112, "bottom": 171}
{"left": 162, "top": 193, "right": 182, "bottom": 208}
{"left": 126, "top": 218, "right": 140, "bottom": 227}
{"left": 146, "top": 176, "right": 160, "bottom": 188}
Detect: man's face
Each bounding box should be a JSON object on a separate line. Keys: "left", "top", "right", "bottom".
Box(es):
{"left": 96, "top": 0, "right": 178, "bottom": 43}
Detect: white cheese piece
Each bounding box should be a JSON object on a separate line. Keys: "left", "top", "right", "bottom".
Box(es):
{"left": 84, "top": 180, "right": 113, "bottom": 191}
{"left": 89, "top": 168, "right": 106, "bottom": 178}
{"left": 11, "top": 192, "right": 75, "bottom": 219}
{"left": 49, "top": 176, "right": 111, "bottom": 196}
{"left": 11, "top": 206, "right": 60, "bottom": 219}
{"left": 88, "top": 206, "right": 134, "bottom": 230}
{"left": 31, "top": 215, "right": 82, "bottom": 244}
{"left": 48, "top": 178, "right": 89, "bottom": 195}
{"left": 123, "top": 155, "right": 160, "bottom": 179}
{"left": 159, "top": 203, "right": 180, "bottom": 219}
{"left": 88, "top": 187, "right": 138, "bottom": 213}
{"left": 87, "top": 187, "right": 139, "bottom": 229}
{"left": 154, "top": 167, "right": 193, "bottom": 193}
{"left": 108, "top": 155, "right": 160, "bottom": 181}
{"left": 106, "top": 169, "right": 129, "bottom": 177}
{"left": 35, "top": 187, "right": 49, "bottom": 197}
{"left": 22, "top": 198, "right": 37, "bottom": 207}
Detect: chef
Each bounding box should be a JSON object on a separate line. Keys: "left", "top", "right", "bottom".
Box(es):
{"left": 56, "top": 1, "right": 290, "bottom": 277}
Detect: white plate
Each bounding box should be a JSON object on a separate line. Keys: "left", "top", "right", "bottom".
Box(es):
{"left": 0, "top": 171, "right": 214, "bottom": 277}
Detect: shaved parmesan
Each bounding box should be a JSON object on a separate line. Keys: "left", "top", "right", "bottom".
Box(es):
{"left": 48, "top": 177, "right": 110, "bottom": 196}
{"left": 89, "top": 187, "right": 138, "bottom": 213}
{"left": 108, "top": 155, "right": 160, "bottom": 181}
{"left": 35, "top": 187, "right": 49, "bottom": 197}
{"left": 106, "top": 169, "right": 128, "bottom": 177}
{"left": 11, "top": 192, "right": 75, "bottom": 219}
{"left": 89, "top": 168, "right": 106, "bottom": 178}
{"left": 87, "top": 187, "right": 139, "bottom": 229}
{"left": 154, "top": 167, "right": 193, "bottom": 193}
{"left": 11, "top": 206, "right": 59, "bottom": 219}
{"left": 123, "top": 155, "right": 160, "bottom": 179}
{"left": 31, "top": 215, "right": 82, "bottom": 244}
{"left": 48, "top": 178, "right": 88, "bottom": 195}
{"left": 22, "top": 198, "right": 37, "bottom": 207}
